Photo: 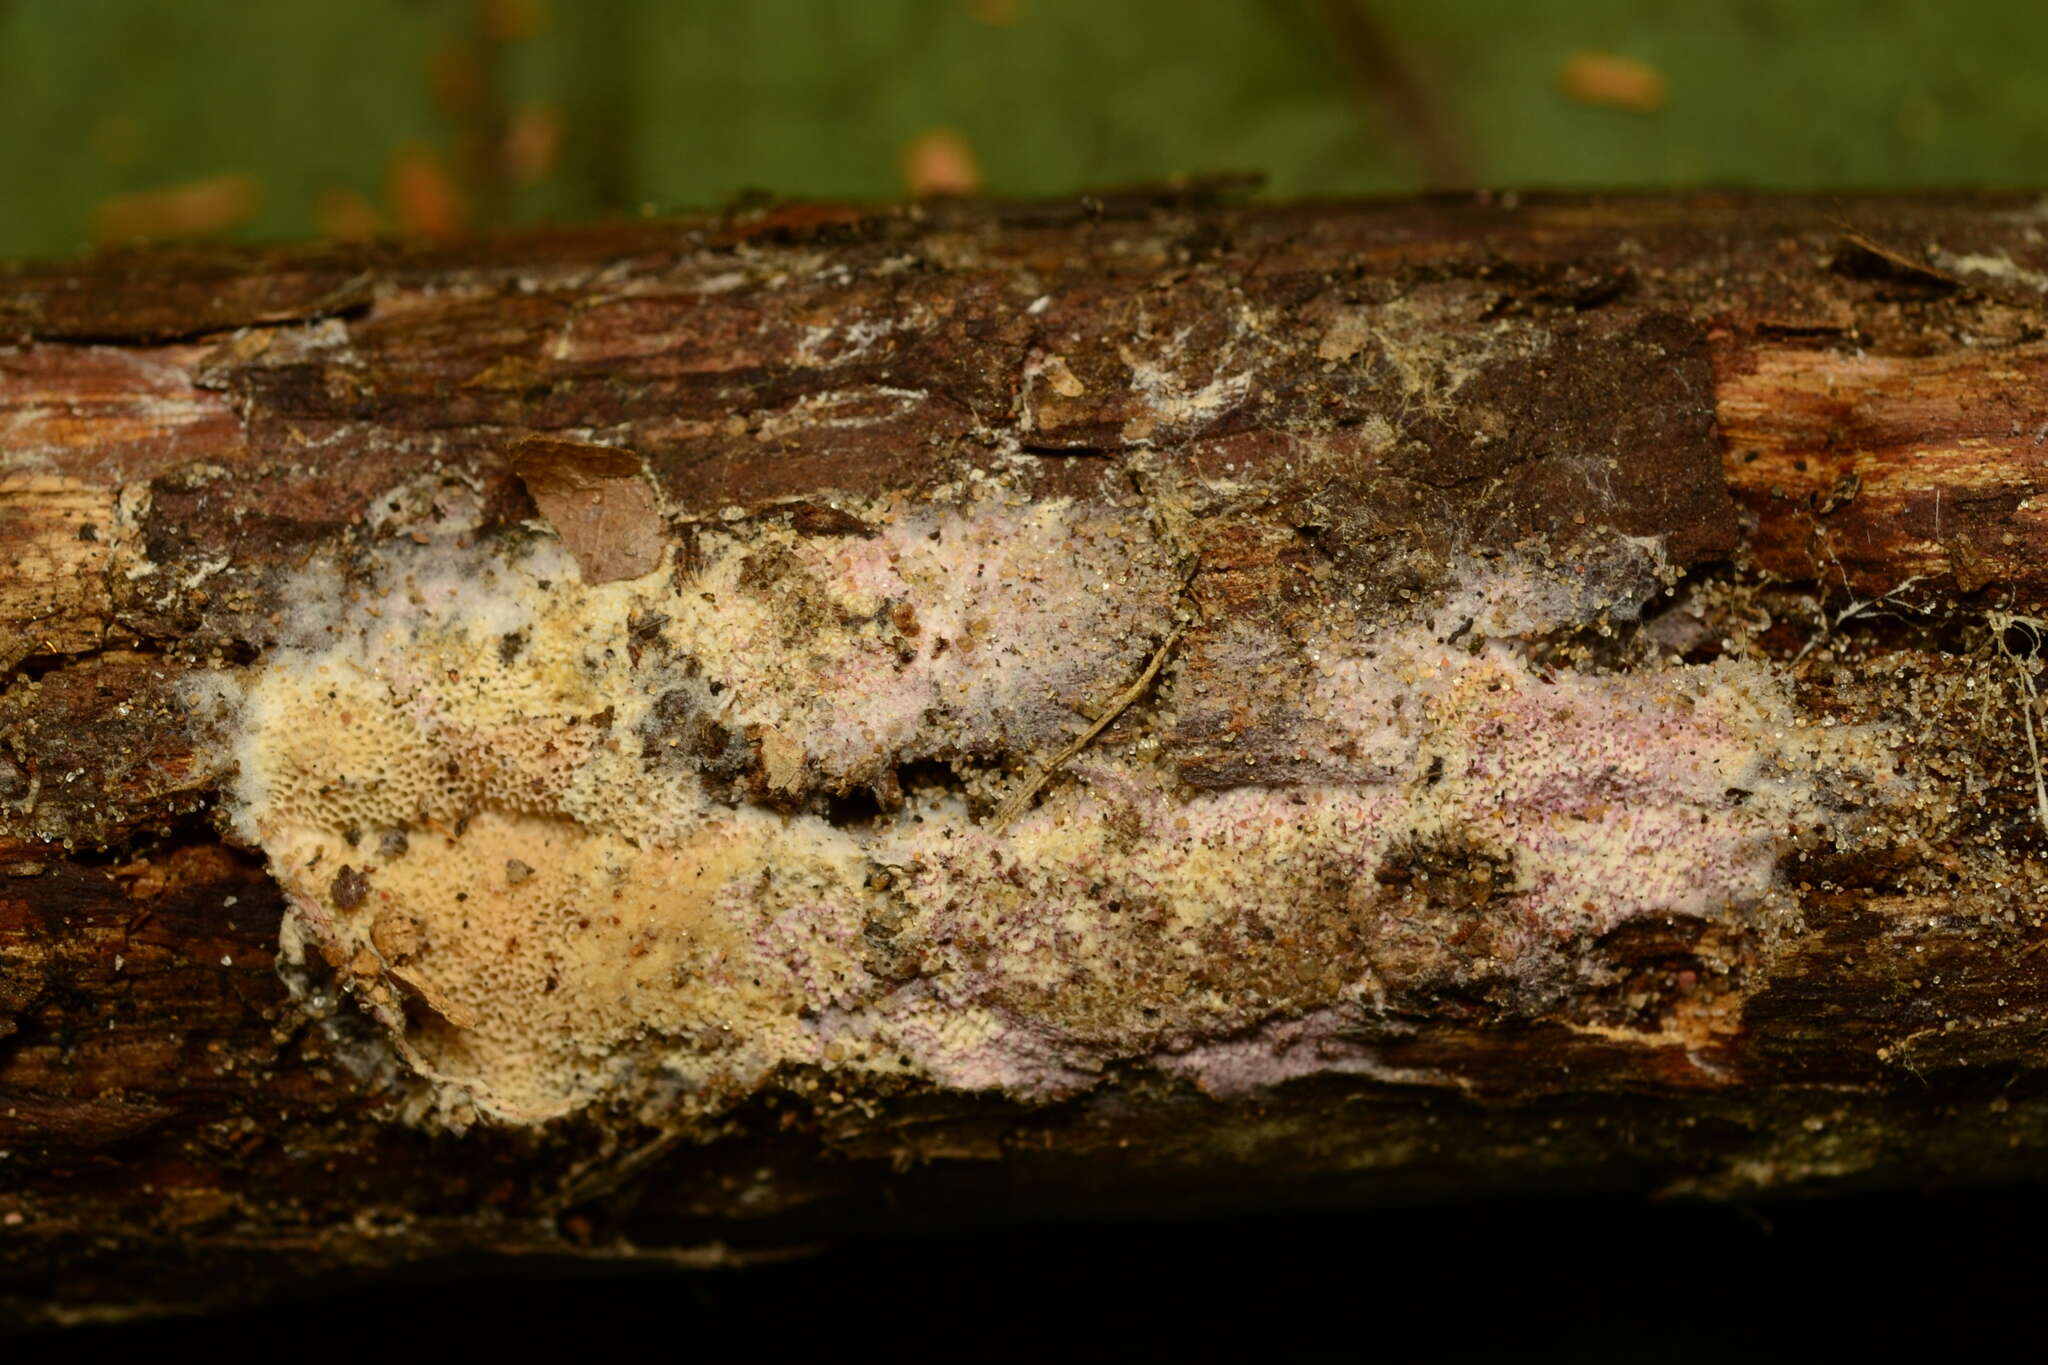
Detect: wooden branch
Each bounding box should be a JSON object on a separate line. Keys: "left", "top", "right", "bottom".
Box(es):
{"left": 5, "top": 192, "right": 2048, "bottom": 1321}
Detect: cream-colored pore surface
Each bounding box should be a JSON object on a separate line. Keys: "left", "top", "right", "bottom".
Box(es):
{"left": 214, "top": 497, "right": 1900, "bottom": 1123}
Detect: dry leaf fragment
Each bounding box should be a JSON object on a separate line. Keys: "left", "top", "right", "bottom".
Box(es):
{"left": 511, "top": 438, "right": 664, "bottom": 584}
{"left": 755, "top": 724, "right": 806, "bottom": 796}
{"left": 1948, "top": 533, "right": 1995, "bottom": 593}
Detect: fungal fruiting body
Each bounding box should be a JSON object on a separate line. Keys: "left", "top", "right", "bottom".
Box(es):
{"left": 206, "top": 483, "right": 1901, "bottom": 1124}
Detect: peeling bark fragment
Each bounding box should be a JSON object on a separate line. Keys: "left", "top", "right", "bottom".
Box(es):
{"left": 511, "top": 437, "right": 664, "bottom": 584}
{"left": 0, "top": 475, "right": 115, "bottom": 670}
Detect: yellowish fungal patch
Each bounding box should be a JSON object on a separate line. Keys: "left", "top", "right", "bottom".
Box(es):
{"left": 207, "top": 486, "right": 1905, "bottom": 1123}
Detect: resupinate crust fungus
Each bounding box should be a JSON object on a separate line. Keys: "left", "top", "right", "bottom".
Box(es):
{"left": 202, "top": 473, "right": 1903, "bottom": 1126}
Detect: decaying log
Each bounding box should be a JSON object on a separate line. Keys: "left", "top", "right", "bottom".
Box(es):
{"left": 5, "top": 191, "right": 2048, "bottom": 1321}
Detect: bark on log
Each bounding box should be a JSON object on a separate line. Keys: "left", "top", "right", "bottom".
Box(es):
{"left": 6, "top": 191, "right": 2048, "bottom": 1322}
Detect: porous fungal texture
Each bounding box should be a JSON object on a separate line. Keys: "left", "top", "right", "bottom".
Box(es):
{"left": 202, "top": 484, "right": 1905, "bottom": 1125}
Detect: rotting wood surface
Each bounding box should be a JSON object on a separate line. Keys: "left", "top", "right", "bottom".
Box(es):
{"left": 4, "top": 191, "right": 2048, "bottom": 1322}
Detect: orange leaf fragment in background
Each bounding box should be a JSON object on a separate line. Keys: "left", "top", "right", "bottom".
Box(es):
{"left": 388, "top": 144, "right": 468, "bottom": 238}
{"left": 901, "top": 128, "right": 982, "bottom": 197}
{"left": 92, "top": 173, "right": 261, "bottom": 243}
{"left": 502, "top": 104, "right": 564, "bottom": 186}
{"left": 1558, "top": 51, "right": 1668, "bottom": 113}
{"left": 314, "top": 186, "right": 386, "bottom": 242}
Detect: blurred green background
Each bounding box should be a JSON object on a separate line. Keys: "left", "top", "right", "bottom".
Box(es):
{"left": 2, "top": 0, "right": 2045, "bottom": 258}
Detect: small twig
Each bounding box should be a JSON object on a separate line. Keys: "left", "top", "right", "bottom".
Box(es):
{"left": 1990, "top": 611, "right": 2048, "bottom": 837}
{"left": 551, "top": 1127, "right": 687, "bottom": 1212}
{"left": 1792, "top": 573, "right": 1930, "bottom": 665}
{"left": 1831, "top": 221, "right": 1970, "bottom": 291}
{"left": 991, "top": 624, "right": 1184, "bottom": 830}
